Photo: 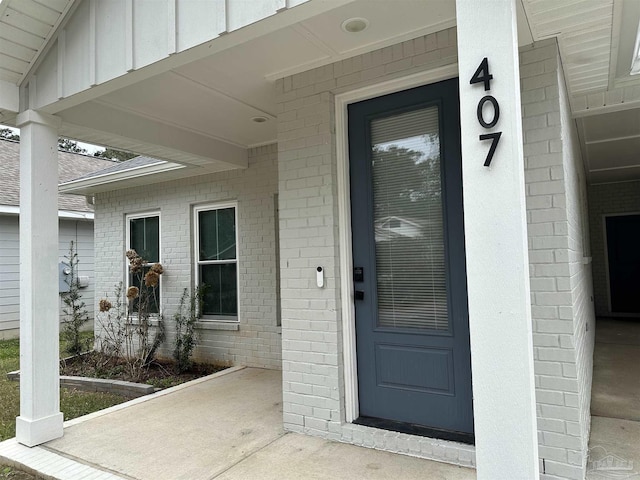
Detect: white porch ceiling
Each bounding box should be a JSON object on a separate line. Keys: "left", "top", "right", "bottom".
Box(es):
{"left": 56, "top": 0, "right": 463, "bottom": 154}
{"left": 2, "top": 0, "right": 639, "bottom": 185}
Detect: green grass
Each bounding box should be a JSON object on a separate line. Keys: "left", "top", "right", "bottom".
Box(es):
{"left": 0, "top": 334, "right": 128, "bottom": 479}
{"left": 0, "top": 465, "right": 35, "bottom": 479}
{"left": 0, "top": 335, "right": 129, "bottom": 442}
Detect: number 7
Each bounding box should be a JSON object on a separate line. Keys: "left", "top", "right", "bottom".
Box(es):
{"left": 480, "top": 132, "right": 502, "bottom": 167}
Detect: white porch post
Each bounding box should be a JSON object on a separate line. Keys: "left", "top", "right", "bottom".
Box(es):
{"left": 15, "top": 110, "right": 64, "bottom": 447}
{"left": 455, "top": 1, "right": 539, "bottom": 478}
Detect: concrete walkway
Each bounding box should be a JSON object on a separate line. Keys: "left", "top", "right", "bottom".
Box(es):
{"left": 0, "top": 367, "right": 475, "bottom": 480}
{"left": 587, "top": 318, "right": 640, "bottom": 479}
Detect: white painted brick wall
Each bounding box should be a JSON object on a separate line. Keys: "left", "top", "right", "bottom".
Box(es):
{"left": 276, "top": 27, "right": 476, "bottom": 468}
{"left": 277, "top": 31, "right": 596, "bottom": 476}
{"left": 93, "top": 145, "right": 281, "bottom": 369}
{"left": 521, "top": 40, "right": 596, "bottom": 480}
{"left": 588, "top": 180, "right": 640, "bottom": 316}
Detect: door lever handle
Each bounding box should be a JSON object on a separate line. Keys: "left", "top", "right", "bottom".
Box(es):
{"left": 354, "top": 290, "right": 364, "bottom": 300}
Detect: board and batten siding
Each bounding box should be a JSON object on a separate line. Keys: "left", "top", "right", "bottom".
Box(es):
{"left": 0, "top": 215, "right": 96, "bottom": 339}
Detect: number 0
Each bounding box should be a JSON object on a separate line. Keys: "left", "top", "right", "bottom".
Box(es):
{"left": 477, "top": 95, "right": 500, "bottom": 128}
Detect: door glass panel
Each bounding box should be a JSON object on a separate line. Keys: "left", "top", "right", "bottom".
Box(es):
{"left": 371, "top": 106, "right": 448, "bottom": 330}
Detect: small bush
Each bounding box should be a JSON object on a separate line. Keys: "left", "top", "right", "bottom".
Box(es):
{"left": 173, "top": 286, "right": 204, "bottom": 373}
{"left": 60, "top": 241, "right": 92, "bottom": 355}
{"left": 94, "top": 250, "right": 165, "bottom": 381}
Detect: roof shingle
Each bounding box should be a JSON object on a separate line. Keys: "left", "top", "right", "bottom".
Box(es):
{"left": 0, "top": 138, "right": 116, "bottom": 213}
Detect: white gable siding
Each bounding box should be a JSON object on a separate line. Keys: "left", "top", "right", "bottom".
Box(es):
{"left": 93, "top": 145, "right": 281, "bottom": 369}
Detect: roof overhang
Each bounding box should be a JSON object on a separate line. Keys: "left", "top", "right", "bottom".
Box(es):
{"left": 59, "top": 159, "right": 188, "bottom": 195}
{"left": 3, "top": 0, "right": 640, "bottom": 186}
{"left": 0, "top": 205, "right": 94, "bottom": 220}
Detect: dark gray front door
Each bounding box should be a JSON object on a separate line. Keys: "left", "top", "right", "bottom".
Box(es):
{"left": 348, "top": 78, "right": 473, "bottom": 442}
{"left": 606, "top": 214, "right": 640, "bottom": 314}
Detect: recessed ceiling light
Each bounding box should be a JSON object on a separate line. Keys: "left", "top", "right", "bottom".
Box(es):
{"left": 341, "top": 17, "right": 369, "bottom": 34}
{"left": 251, "top": 116, "right": 268, "bottom": 123}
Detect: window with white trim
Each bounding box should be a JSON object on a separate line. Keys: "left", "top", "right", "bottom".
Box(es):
{"left": 194, "top": 203, "right": 238, "bottom": 320}
{"left": 126, "top": 212, "right": 161, "bottom": 313}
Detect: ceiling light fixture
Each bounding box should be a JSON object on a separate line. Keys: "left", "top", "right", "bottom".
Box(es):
{"left": 341, "top": 17, "right": 369, "bottom": 34}
{"left": 251, "top": 116, "right": 268, "bottom": 123}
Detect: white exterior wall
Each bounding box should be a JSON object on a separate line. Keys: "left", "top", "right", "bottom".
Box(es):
{"left": 0, "top": 215, "right": 95, "bottom": 339}
{"left": 277, "top": 31, "right": 596, "bottom": 474}
{"left": 93, "top": 145, "right": 281, "bottom": 369}
{"left": 276, "top": 28, "right": 474, "bottom": 467}
{"left": 588, "top": 180, "right": 640, "bottom": 316}
{"left": 521, "top": 41, "right": 595, "bottom": 479}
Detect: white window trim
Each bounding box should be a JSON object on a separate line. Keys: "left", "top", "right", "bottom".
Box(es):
{"left": 125, "top": 211, "right": 162, "bottom": 315}
{"left": 193, "top": 201, "right": 240, "bottom": 323}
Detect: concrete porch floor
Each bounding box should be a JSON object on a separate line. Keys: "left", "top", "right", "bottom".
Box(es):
{"left": 0, "top": 367, "right": 475, "bottom": 480}
{"left": 587, "top": 318, "right": 640, "bottom": 479}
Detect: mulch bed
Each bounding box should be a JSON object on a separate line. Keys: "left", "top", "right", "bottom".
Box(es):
{"left": 60, "top": 351, "right": 227, "bottom": 389}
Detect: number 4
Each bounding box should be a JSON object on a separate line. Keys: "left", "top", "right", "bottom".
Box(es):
{"left": 470, "top": 57, "right": 493, "bottom": 91}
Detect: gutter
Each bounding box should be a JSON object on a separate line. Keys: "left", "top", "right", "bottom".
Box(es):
{"left": 59, "top": 161, "right": 186, "bottom": 194}
{"left": 0, "top": 205, "right": 94, "bottom": 220}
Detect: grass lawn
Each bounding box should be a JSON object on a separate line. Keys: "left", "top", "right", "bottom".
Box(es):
{"left": 0, "top": 335, "right": 130, "bottom": 478}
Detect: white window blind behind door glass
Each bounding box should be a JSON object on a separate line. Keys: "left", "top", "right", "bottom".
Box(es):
{"left": 370, "top": 106, "right": 448, "bottom": 330}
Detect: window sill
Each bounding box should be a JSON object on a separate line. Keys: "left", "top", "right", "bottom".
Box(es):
{"left": 195, "top": 321, "right": 239, "bottom": 331}
{"left": 127, "top": 317, "right": 162, "bottom": 327}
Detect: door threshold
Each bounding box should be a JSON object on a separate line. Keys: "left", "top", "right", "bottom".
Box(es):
{"left": 354, "top": 416, "right": 475, "bottom": 445}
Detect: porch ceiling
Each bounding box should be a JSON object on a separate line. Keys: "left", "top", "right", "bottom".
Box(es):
{"left": 2, "top": 0, "right": 639, "bottom": 186}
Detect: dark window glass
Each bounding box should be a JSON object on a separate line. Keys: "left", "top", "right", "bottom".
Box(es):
{"left": 129, "top": 216, "right": 159, "bottom": 262}
{"left": 129, "top": 266, "right": 160, "bottom": 314}
{"left": 200, "top": 263, "right": 237, "bottom": 316}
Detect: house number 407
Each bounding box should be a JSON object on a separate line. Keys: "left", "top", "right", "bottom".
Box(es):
{"left": 470, "top": 57, "right": 502, "bottom": 167}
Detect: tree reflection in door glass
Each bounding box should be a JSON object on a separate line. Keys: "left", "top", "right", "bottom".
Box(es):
{"left": 371, "top": 107, "right": 448, "bottom": 330}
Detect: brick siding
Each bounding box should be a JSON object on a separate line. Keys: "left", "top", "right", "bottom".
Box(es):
{"left": 93, "top": 144, "right": 281, "bottom": 369}
{"left": 277, "top": 31, "right": 596, "bottom": 475}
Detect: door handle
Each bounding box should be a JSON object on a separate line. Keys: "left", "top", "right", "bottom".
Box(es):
{"left": 355, "top": 290, "right": 364, "bottom": 300}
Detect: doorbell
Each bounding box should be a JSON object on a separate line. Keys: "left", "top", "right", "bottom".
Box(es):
{"left": 316, "top": 266, "right": 324, "bottom": 288}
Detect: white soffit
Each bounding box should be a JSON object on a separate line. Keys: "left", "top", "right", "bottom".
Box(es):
{"left": 0, "top": 0, "right": 75, "bottom": 84}
{"left": 523, "top": 0, "right": 614, "bottom": 96}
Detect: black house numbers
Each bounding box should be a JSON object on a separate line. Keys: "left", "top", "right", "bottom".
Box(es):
{"left": 469, "top": 57, "right": 502, "bottom": 167}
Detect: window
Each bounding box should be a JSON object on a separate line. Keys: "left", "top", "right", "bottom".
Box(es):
{"left": 126, "top": 213, "right": 161, "bottom": 313}
{"left": 194, "top": 203, "right": 238, "bottom": 320}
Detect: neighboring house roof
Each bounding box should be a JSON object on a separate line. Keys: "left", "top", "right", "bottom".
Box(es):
{"left": 69, "top": 156, "right": 164, "bottom": 182}
{"left": 0, "top": 138, "right": 116, "bottom": 214}
{"left": 60, "top": 155, "right": 187, "bottom": 196}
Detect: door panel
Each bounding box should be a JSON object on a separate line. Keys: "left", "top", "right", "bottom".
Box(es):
{"left": 606, "top": 214, "right": 640, "bottom": 314}
{"left": 348, "top": 78, "right": 473, "bottom": 440}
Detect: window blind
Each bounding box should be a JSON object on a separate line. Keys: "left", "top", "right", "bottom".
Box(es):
{"left": 370, "top": 106, "right": 448, "bottom": 330}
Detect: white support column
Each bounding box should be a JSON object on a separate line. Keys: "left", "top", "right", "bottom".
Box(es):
{"left": 15, "top": 110, "right": 64, "bottom": 447}
{"left": 455, "top": 1, "right": 539, "bottom": 478}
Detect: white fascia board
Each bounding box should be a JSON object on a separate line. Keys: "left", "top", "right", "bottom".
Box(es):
{"left": 0, "top": 79, "right": 19, "bottom": 113}
{"left": 58, "top": 161, "right": 186, "bottom": 194}
{"left": 0, "top": 205, "right": 94, "bottom": 220}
